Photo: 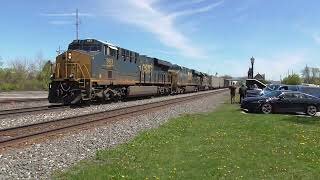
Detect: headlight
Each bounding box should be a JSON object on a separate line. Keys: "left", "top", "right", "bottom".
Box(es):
{"left": 50, "top": 74, "right": 55, "bottom": 80}
{"left": 68, "top": 53, "right": 72, "bottom": 60}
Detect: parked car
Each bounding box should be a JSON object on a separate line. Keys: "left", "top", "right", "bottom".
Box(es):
{"left": 299, "top": 86, "right": 320, "bottom": 98}
{"left": 245, "top": 79, "right": 266, "bottom": 97}
{"left": 261, "top": 85, "right": 320, "bottom": 98}
{"left": 241, "top": 90, "right": 320, "bottom": 116}
{"left": 260, "top": 84, "right": 281, "bottom": 96}
{"left": 246, "top": 88, "right": 263, "bottom": 97}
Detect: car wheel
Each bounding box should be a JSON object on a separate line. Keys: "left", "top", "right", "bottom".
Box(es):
{"left": 306, "top": 105, "right": 317, "bottom": 116}
{"left": 261, "top": 103, "right": 272, "bottom": 114}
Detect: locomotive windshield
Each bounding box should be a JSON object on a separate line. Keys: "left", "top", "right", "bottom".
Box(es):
{"left": 68, "top": 40, "right": 102, "bottom": 52}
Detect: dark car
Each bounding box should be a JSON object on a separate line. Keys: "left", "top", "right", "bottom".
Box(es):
{"left": 261, "top": 85, "right": 320, "bottom": 98}
{"left": 299, "top": 86, "right": 320, "bottom": 98}
{"left": 241, "top": 90, "right": 320, "bottom": 116}
{"left": 246, "top": 89, "right": 263, "bottom": 97}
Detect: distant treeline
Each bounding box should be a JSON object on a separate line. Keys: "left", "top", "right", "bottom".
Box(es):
{"left": 0, "top": 54, "right": 51, "bottom": 91}
{"left": 282, "top": 66, "right": 320, "bottom": 85}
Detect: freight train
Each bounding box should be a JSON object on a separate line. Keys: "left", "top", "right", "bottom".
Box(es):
{"left": 48, "top": 39, "right": 227, "bottom": 104}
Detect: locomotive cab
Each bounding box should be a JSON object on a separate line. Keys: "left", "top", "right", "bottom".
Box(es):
{"left": 49, "top": 40, "right": 99, "bottom": 104}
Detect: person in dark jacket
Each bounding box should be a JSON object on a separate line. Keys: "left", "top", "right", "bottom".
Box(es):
{"left": 239, "top": 84, "right": 247, "bottom": 103}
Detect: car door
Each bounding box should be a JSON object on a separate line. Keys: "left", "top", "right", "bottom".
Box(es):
{"left": 291, "top": 93, "right": 306, "bottom": 112}
{"left": 274, "top": 92, "right": 298, "bottom": 112}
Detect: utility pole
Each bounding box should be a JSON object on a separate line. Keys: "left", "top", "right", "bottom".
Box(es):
{"left": 76, "top": 8, "right": 80, "bottom": 40}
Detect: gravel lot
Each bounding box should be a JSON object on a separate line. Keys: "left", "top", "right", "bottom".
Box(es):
{"left": 0, "top": 90, "right": 225, "bottom": 130}
{"left": 0, "top": 91, "right": 228, "bottom": 179}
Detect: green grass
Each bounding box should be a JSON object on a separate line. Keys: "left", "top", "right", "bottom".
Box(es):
{"left": 56, "top": 103, "right": 320, "bottom": 179}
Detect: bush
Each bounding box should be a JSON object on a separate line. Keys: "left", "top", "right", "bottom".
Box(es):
{"left": 0, "top": 83, "right": 18, "bottom": 91}
{"left": 282, "top": 74, "right": 302, "bottom": 85}
{"left": 0, "top": 57, "right": 52, "bottom": 91}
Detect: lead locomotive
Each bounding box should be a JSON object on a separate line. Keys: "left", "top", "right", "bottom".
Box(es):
{"left": 49, "top": 39, "right": 226, "bottom": 104}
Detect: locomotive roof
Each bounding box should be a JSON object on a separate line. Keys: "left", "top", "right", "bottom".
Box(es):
{"left": 154, "top": 58, "right": 172, "bottom": 67}
{"left": 71, "top": 39, "right": 118, "bottom": 50}
{"left": 95, "top": 39, "right": 118, "bottom": 50}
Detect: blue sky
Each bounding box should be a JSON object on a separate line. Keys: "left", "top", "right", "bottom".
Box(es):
{"left": 0, "top": 0, "right": 319, "bottom": 80}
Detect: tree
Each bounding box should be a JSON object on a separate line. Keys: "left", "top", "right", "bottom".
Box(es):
{"left": 281, "top": 74, "right": 302, "bottom": 85}
{"left": 302, "top": 65, "right": 311, "bottom": 83}
{"left": 37, "top": 60, "right": 52, "bottom": 89}
{"left": 0, "top": 56, "right": 3, "bottom": 67}
{"left": 311, "top": 67, "right": 320, "bottom": 84}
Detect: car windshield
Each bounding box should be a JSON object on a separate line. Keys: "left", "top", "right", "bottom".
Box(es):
{"left": 264, "top": 84, "right": 280, "bottom": 92}
{"left": 262, "top": 91, "right": 282, "bottom": 97}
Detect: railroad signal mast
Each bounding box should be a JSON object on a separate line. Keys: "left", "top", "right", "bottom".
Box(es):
{"left": 75, "top": 8, "right": 80, "bottom": 40}
{"left": 57, "top": 9, "right": 80, "bottom": 55}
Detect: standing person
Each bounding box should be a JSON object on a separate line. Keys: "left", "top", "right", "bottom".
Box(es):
{"left": 229, "top": 83, "right": 236, "bottom": 104}
{"left": 239, "top": 84, "right": 247, "bottom": 103}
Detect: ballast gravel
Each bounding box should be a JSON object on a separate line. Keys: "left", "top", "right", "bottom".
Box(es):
{"left": 0, "top": 90, "right": 225, "bottom": 130}
{"left": 0, "top": 91, "right": 228, "bottom": 179}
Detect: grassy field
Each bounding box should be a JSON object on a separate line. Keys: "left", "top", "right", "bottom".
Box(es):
{"left": 56, "top": 102, "right": 320, "bottom": 179}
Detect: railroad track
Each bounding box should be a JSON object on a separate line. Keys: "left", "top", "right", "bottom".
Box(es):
{"left": 0, "top": 89, "right": 227, "bottom": 151}
{"left": 0, "top": 104, "right": 68, "bottom": 118}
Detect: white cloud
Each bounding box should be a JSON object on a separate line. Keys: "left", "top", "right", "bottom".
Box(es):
{"left": 99, "top": 0, "right": 220, "bottom": 59}
{"left": 168, "top": 0, "right": 224, "bottom": 18}
{"left": 49, "top": 20, "right": 73, "bottom": 25}
{"left": 168, "top": 0, "right": 209, "bottom": 9}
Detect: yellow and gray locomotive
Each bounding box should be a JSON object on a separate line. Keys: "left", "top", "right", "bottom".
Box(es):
{"left": 48, "top": 39, "right": 226, "bottom": 104}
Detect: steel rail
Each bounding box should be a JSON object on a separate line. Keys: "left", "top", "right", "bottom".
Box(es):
{"left": 0, "top": 89, "right": 227, "bottom": 150}
{"left": 0, "top": 105, "right": 67, "bottom": 118}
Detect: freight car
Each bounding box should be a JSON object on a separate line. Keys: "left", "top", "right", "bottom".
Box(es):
{"left": 48, "top": 39, "right": 226, "bottom": 104}
{"left": 209, "top": 76, "right": 225, "bottom": 89}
